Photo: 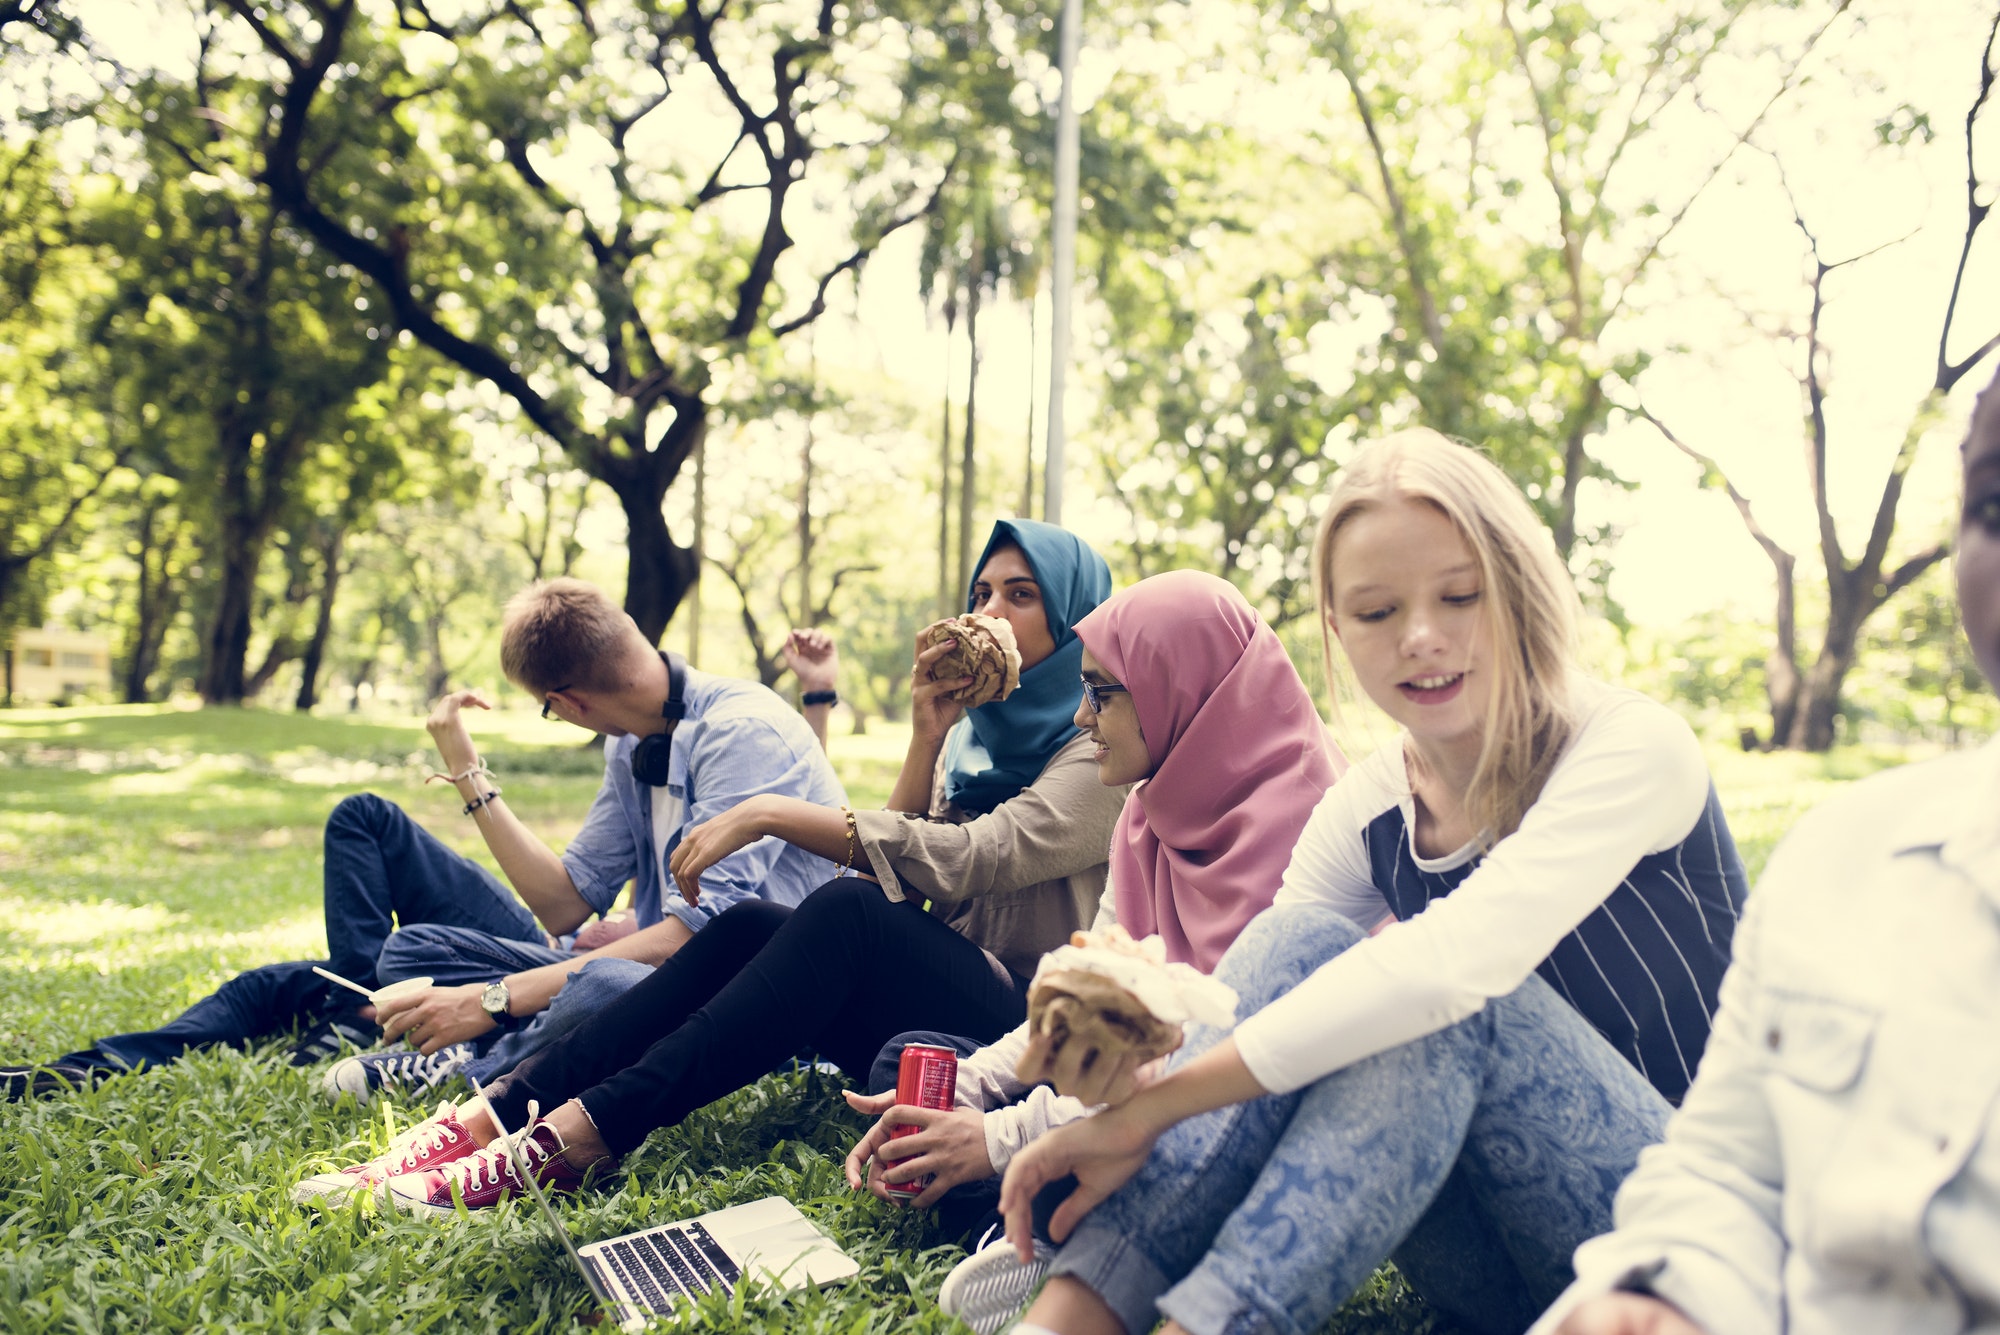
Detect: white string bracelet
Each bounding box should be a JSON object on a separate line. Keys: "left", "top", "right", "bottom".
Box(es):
{"left": 427, "top": 759, "right": 495, "bottom": 787}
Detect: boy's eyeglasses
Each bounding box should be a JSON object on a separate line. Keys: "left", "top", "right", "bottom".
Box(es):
{"left": 1080, "top": 677, "right": 1129, "bottom": 715}
{"left": 541, "top": 686, "right": 572, "bottom": 721}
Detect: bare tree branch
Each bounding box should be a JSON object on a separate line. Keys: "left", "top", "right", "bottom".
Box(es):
{"left": 0, "top": 442, "right": 137, "bottom": 581}
{"left": 1601, "top": 3, "right": 1852, "bottom": 331}
{"left": 769, "top": 171, "right": 951, "bottom": 337}
{"left": 1498, "top": 0, "right": 1586, "bottom": 340}
{"left": 1326, "top": 2, "right": 1445, "bottom": 356}
{"left": 1938, "top": 7, "right": 2000, "bottom": 392}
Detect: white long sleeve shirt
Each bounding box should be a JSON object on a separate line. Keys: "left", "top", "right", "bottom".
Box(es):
{"left": 1235, "top": 682, "right": 1741, "bottom": 1103}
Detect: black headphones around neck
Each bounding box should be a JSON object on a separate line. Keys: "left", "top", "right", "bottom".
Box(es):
{"left": 629, "top": 650, "right": 688, "bottom": 788}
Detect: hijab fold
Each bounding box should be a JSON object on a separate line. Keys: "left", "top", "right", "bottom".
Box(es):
{"left": 1076, "top": 571, "right": 1345, "bottom": 972}
{"left": 943, "top": 520, "right": 1113, "bottom": 814}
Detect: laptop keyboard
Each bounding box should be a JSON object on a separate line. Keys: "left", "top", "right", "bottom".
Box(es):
{"left": 597, "top": 1221, "right": 742, "bottom": 1315}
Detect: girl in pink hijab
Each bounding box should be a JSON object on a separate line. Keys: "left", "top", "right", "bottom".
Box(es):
{"left": 1076, "top": 570, "right": 1346, "bottom": 973}
{"left": 842, "top": 572, "right": 1346, "bottom": 1319}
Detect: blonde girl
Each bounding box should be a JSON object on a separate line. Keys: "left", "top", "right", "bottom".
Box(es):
{"left": 996, "top": 430, "right": 1749, "bottom": 1335}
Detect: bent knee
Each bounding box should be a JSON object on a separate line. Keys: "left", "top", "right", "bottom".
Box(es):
{"left": 791, "top": 875, "right": 882, "bottom": 923}
{"left": 553, "top": 956, "right": 654, "bottom": 1006}
{"left": 1217, "top": 903, "right": 1368, "bottom": 1002}
{"left": 374, "top": 923, "right": 458, "bottom": 982}
{"left": 326, "top": 791, "right": 397, "bottom": 835}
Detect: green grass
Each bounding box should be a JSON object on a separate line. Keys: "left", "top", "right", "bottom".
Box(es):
{"left": 0, "top": 706, "right": 1917, "bottom": 1332}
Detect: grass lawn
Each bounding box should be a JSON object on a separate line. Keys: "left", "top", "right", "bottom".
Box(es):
{"left": 0, "top": 705, "right": 1919, "bottom": 1333}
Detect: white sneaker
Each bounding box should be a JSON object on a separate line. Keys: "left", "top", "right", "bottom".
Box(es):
{"left": 937, "top": 1225, "right": 1055, "bottom": 1335}
{"left": 291, "top": 1098, "right": 488, "bottom": 1205}
{"left": 320, "top": 1043, "right": 474, "bottom": 1104}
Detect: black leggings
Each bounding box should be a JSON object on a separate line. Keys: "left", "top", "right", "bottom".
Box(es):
{"left": 485, "top": 878, "right": 1030, "bottom": 1157}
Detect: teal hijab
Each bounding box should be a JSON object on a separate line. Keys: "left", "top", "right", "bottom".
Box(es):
{"left": 943, "top": 520, "right": 1113, "bottom": 814}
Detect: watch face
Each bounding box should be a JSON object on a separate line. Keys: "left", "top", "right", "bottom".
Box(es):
{"left": 482, "top": 982, "right": 507, "bottom": 1015}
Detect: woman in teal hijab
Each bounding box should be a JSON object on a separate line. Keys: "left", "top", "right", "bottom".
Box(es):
{"left": 366, "top": 521, "right": 1132, "bottom": 1176}
{"left": 942, "top": 519, "right": 1114, "bottom": 813}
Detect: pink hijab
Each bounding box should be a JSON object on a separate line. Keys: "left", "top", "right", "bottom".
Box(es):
{"left": 1075, "top": 571, "right": 1347, "bottom": 973}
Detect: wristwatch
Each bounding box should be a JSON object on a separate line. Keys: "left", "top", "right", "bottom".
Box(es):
{"left": 480, "top": 979, "right": 516, "bottom": 1031}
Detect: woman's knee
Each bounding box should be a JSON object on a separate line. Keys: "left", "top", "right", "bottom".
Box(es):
{"left": 1216, "top": 903, "right": 1367, "bottom": 1014}
{"left": 704, "top": 897, "right": 796, "bottom": 951}
{"left": 788, "top": 875, "right": 886, "bottom": 936}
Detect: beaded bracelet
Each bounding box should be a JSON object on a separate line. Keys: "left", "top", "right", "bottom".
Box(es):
{"left": 463, "top": 787, "right": 504, "bottom": 816}
{"left": 836, "top": 804, "right": 858, "bottom": 877}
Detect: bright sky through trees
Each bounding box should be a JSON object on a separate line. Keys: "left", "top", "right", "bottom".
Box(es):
{"left": 44, "top": 0, "right": 1997, "bottom": 634}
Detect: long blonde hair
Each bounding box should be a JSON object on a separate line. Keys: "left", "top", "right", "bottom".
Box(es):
{"left": 1312, "top": 429, "right": 1579, "bottom": 844}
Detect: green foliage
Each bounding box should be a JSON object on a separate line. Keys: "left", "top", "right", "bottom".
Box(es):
{"left": 1613, "top": 567, "right": 1998, "bottom": 753}
{"left": 1086, "top": 0, "right": 1832, "bottom": 621}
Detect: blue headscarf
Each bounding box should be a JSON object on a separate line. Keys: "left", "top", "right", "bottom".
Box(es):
{"left": 943, "top": 519, "right": 1114, "bottom": 814}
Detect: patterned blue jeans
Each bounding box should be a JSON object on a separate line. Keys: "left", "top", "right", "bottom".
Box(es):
{"left": 1047, "top": 903, "right": 1671, "bottom": 1335}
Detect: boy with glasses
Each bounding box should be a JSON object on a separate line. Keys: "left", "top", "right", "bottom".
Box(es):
{"left": 3, "top": 579, "right": 844, "bottom": 1104}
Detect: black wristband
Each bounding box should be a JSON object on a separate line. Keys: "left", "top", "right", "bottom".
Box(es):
{"left": 463, "top": 788, "right": 503, "bottom": 815}
{"left": 802, "top": 690, "right": 838, "bottom": 706}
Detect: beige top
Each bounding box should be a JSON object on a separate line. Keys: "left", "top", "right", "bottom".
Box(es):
{"left": 852, "top": 731, "right": 1127, "bottom": 980}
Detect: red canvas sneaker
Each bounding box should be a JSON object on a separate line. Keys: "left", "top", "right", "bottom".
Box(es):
{"left": 380, "top": 1118, "right": 591, "bottom": 1216}
{"left": 292, "top": 1100, "right": 485, "bottom": 1206}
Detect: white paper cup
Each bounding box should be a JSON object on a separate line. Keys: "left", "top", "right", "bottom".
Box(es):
{"left": 369, "top": 976, "right": 434, "bottom": 1009}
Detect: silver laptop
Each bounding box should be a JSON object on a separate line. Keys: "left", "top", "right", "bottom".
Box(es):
{"left": 470, "top": 1077, "right": 861, "bottom": 1331}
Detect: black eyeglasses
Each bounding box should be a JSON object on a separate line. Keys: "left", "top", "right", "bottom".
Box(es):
{"left": 1080, "top": 676, "right": 1129, "bottom": 715}
{"left": 541, "top": 685, "right": 573, "bottom": 721}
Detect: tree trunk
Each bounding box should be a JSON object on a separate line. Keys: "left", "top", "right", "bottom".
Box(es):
{"left": 1787, "top": 571, "right": 1870, "bottom": 751}
{"left": 246, "top": 638, "right": 300, "bottom": 698}
{"left": 124, "top": 499, "right": 183, "bottom": 703}
{"left": 690, "top": 435, "right": 706, "bottom": 664}
{"left": 608, "top": 471, "right": 699, "bottom": 646}
{"left": 1551, "top": 376, "right": 1604, "bottom": 558}
{"left": 798, "top": 378, "right": 815, "bottom": 626}
{"left": 938, "top": 323, "right": 956, "bottom": 620}
{"left": 957, "top": 278, "right": 982, "bottom": 601}
{"left": 198, "top": 514, "right": 260, "bottom": 704}
{"left": 425, "top": 611, "right": 450, "bottom": 703}
{"left": 294, "top": 528, "right": 345, "bottom": 712}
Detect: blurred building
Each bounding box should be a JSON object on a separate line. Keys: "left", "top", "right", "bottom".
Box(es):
{"left": 6, "top": 628, "right": 113, "bottom": 704}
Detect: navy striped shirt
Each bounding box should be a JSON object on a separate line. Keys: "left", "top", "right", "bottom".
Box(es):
{"left": 1236, "top": 683, "right": 1750, "bottom": 1105}
{"left": 1363, "top": 784, "right": 1747, "bottom": 1103}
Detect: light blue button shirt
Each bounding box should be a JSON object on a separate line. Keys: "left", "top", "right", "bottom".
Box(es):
{"left": 559, "top": 667, "right": 847, "bottom": 933}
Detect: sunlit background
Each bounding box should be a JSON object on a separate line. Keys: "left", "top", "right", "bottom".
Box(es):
{"left": 3, "top": 0, "right": 1995, "bottom": 751}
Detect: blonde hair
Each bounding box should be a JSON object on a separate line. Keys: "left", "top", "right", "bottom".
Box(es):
{"left": 1312, "top": 429, "right": 1580, "bottom": 844}
{"left": 500, "top": 578, "right": 645, "bottom": 697}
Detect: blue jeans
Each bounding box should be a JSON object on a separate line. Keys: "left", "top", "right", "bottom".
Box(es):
{"left": 79, "top": 960, "right": 339, "bottom": 1071}
{"left": 323, "top": 793, "right": 547, "bottom": 988}
{"left": 1050, "top": 903, "right": 1672, "bottom": 1335}
{"left": 73, "top": 795, "right": 649, "bottom": 1076}
{"left": 331, "top": 793, "right": 655, "bottom": 1080}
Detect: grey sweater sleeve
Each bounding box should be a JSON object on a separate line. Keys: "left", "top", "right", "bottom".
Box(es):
{"left": 851, "top": 733, "right": 1124, "bottom": 906}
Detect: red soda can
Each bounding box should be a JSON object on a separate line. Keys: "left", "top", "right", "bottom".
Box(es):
{"left": 884, "top": 1044, "right": 958, "bottom": 1197}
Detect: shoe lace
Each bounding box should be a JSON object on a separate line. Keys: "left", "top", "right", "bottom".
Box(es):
{"left": 393, "top": 1116, "right": 465, "bottom": 1170}
{"left": 436, "top": 1101, "right": 543, "bottom": 1198}
{"left": 373, "top": 1045, "right": 468, "bottom": 1091}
